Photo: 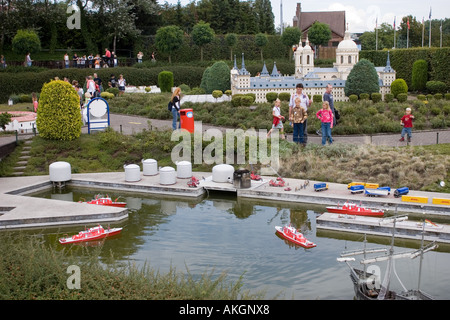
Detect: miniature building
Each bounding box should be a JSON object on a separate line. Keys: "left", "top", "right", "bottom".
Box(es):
{"left": 230, "top": 28, "right": 396, "bottom": 103}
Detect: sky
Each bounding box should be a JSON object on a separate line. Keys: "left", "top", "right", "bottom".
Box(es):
{"left": 158, "top": 0, "right": 449, "bottom": 33}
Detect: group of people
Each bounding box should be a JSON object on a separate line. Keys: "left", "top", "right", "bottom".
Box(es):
{"left": 268, "top": 83, "right": 336, "bottom": 146}
{"left": 64, "top": 48, "right": 118, "bottom": 69}
{"left": 268, "top": 83, "right": 415, "bottom": 145}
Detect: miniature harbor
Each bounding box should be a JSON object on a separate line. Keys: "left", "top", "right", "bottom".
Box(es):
{"left": 0, "top": 166, "right": 450, "bottom": 241}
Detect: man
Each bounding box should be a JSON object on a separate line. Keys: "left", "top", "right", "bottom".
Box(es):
{"left": 104, "top": 48, "right": 111, "bottom": 66}
{"left": 289, "top": 83, "right": 311, "bottom": 143}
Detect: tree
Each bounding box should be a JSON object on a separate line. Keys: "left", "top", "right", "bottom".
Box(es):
{"left": 36, "top": 80, "right": 82, "bottom": 141}
{"left": 200, "top": 61, "right": 230, "bottom": 93}
{"left": 390, "top": 79, "right": 408, "bottom": 98}
{"left": 411, "top": 59, "right": 428, "bottom": 92}
{"left": 281, "top": 27, "right": 301, "bottom": 60}
{"left": 191, "top": 21, "right": 215, "bottom": 61}
{"left": 225, "top": 33, "right": 237, "bottom": 61}
{"left": 255, "top": 33, "right": 268, "bottom": 61}
{"left": 254, "top": 0, "right": 275, "bottom": 34}
{"left": 12, "top": 29, "right": 41, "bottom": 55}
{"left": 0, "top": 112, "right": 12, "bottom": 131}
{"left": 155, "top": 25, "right": 184, "bottom": 63}
{"left": 345, "top": 59, "right": 380, "bottom": 97}
{"left": 308, "top": 21, "right": 331, "bottom": 58}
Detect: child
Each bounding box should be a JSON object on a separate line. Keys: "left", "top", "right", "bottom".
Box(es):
{"left": 267, "top": 99, "right": 285, "bottom": 139}
{"left": 399, "top": 107, "right": 414, "bottom": 142}
{"left": 290, "top": 97, "right": 308, "bottom": 145}
{"left": 316, "top": 101, "right": 334, "bottom": 145}
{"left": 32, "top": 92, "right": 38, "bottom": 113}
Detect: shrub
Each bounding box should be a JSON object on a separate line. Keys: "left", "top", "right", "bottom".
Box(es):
{"left": 426, "top": 80, "right": 447, "bottom": 94}
{"left": 345, "top": 59, "right": 380, "bottom": 97}
{"left": 371, "top": 93, "right": 382, "bottom": 103}
{"left": 36, "top": 80, "right": 82, "bottom": 141}
{"left": 349, "top": 95, "right": 358, "bottom": 103}
{"left": 106, "top": 87, "right": 119, "bottom": 96}
{"left": 266, "top": 92, "right": 278, "bottom": 103}
{"left": 158, "top": 71, "right": 174, "bottom": 93}
{"left": 12, "top": 29, "right": 41, "bottom": 55}
{"left": 396, "top": 93, "right": 408, "bottom": 102}
{"left": 278, "top": 92, "right": 290, "bottom": 101}
{"left": 417, "top": 94, "right": 427, "bottom": 101}
{"left": 225, "top": 90, "right": 232, "bottom": 96}
{"left": 200, "top": 61, "right": 230, "bottom": 93}
{"left": 241, "top": 96, "right": 254, "bottom": 106}
{"left": 426, "top": 94, "right": 434, "bottom": 101}
{"left": 445, "top": 93, "right": 450, "bottom": 100}
{"left": 434, "top": 93, "right": 443, "bottom": 100}
{"left": 359, "top": 93, "right": 370, "bottom": 100}
{"left": 384, "top": 93, "right": 394, "bottom": 102}
{"left": 100, "top": 92, "right": 115, "bottom": 100}
{"left": 313, "top": 94, "right": 322, "bottom": 103}
{"left": 430, "top": 107, "right": 441, "bottom": 116}
{"left": 390, "top": 79, "right": 408, "bottom": 98}
{"left": 411, "top": 59, "right": 428, "bottom": 91}
{"left": 212, "top": 90, "right": 223, "bottom": 99}
{"left": 145, "top": 87, "right": 152, "bottom": 93}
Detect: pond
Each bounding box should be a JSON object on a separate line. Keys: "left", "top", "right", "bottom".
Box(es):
{"left": 28, "top": 187, "right": 450, "bottom": 300}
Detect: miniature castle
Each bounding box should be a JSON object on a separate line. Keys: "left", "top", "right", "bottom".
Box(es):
{"left": 230, "top": 28, "right": 396, "bottom": 103}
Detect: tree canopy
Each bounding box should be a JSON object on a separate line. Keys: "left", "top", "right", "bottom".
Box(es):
{"left": 344, "top": 59, "right": 380, "bottom": 97}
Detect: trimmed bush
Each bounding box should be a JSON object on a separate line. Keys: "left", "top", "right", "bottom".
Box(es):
{"left": 36, "top": 80, "right": 82, "bottom": 141}
{"left": 266, "top": 92, "right": 278, "bottom": 103}
{"left": 371, "top": 93, "right": 382, "bottom": 103}
{"left": 349, "top": 95, "right": 358, "bottom": 103}
{"left": 158, "top": 71, "right": 174, "bottom": 93}
{"left": 212, "top": 90, "right": 223, "bottom": 99}
{"left": 384, "top": 93, "right": 394, "bottom": 102}
{"left": 397, "top": 93, "right": 408, "bottom": 102}
{"left": 359, "top": 93, "right": 370, "bottom": 100}
{"left": 344, "top": 59, "right": 380, "bottom": 97}
{"left": 434, "top": 93, "right": 443, "bottom": 100}
{"left": 411, "top": 59, "right": 428, "bottom": 92}
{"left": 417, "top": 94, "right": 426, "bottom": 101}
{"left": 200, "top": 61, "right": 230, "bottom": 93}
{"left": 445, "top": 93, "right": 450, "bottom": 101}
{"left": 278, "top": 92, "right": 290, "bottom": 101}
{"left": 313, "top": 94, "right": 322, "bottom": 103}
{"left": 391, "top": 79, "right": 408, "bottom": 98}
{"left": 12, "top": 29, "right": 41, "bottom": 55}
{"left": 106, "top": 87, "right": 119, "bottom": 96}
{"left": 426, "top": 81, "right": 447, "bottom": 94}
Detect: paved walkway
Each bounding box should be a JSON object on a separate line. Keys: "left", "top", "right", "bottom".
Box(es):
{"left": 1, "top": 113, "right": 450, "bottom": 151}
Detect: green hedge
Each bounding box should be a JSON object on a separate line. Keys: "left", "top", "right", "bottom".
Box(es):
{"left": 0, "top": 66, "right": 206, "bottom": 103}
{"left": 360, "top": 48, "right": 450, "bottom": 90}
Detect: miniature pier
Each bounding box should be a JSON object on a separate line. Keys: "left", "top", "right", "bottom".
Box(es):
{"left": 0, "top": 170, "right": 449, "bottom": 237}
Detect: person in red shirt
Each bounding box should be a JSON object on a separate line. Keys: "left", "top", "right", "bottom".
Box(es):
{"left": 399, "top": 107, "right": 414, "bottom": 142}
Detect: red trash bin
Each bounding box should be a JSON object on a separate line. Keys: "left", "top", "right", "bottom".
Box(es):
{"left": 179, "top": 108, "right": 194, "bottom": 133}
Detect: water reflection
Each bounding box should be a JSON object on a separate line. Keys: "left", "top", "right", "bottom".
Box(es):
{"left": 23, "top": 186, "right": 450, "bottom": 300}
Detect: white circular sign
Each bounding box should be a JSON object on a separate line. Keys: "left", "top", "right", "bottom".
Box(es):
{"left": 88, "top": 98, "right": 108, "bottom": 118}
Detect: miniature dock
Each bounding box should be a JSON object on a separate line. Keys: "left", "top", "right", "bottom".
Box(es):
{"left": 1, "top": 170, "right": 450, "bottom": 230}
{"left": 316, "top": 212, "right": 450, "bottom": 244}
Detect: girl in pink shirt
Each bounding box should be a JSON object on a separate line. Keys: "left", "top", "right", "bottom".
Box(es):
{"left": 316, "top": 101, "right": 334, "bottom": 145}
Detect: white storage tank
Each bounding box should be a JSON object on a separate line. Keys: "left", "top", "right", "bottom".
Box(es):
{"left": 212, "top": 164, "right": 234, "bottom": 183}
{"left": 49, "top": 161, "right": 71, "bottom": 182}
{"left": 124, "top": 164, "right": 141, "bottom": 182}
{"left": 159, "top": 166, "right": 176, "bottom": 185}
{"left": 177, "top": 161, "right": 192, "bottom": 178}
{"left": 142, "top": 159, "right": 158, "bottom": 176}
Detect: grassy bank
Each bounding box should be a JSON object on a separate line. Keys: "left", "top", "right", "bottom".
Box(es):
{"left": 0, "top": 232, "right": 261, "bottom": 300}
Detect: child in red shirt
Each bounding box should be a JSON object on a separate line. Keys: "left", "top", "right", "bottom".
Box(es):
{"left": 399, "top": 107, "right": 414, "bottom": 142}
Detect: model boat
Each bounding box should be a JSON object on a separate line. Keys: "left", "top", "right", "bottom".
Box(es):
{"left": 81, "top": 195, "right": 126, "bottom": 208}
{"left": 337, "top": 212, "right": 438, "bottom": 300}
{"left": 275, "top": 224, "right": 316, "bottom": 248}
{"left": 59, "top": 225, "right": 122, "bottom": 244}
{"left": 326, "top": 201, "right": 384, "bottom": 217}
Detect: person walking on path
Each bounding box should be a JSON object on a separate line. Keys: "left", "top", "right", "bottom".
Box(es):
{"left": 289, "top": 83, "right": 311, "bottom": 143}
{"left": 267, "top": 98, "right": 285, "bottom": 139}
{"left": 316, "top": 101, "right": 334, "bottom": 145}
{"left": 399, "top": 107, "right": 415, "bottom": 142}
{"left": 290, "top": 97, "right": 308, "bottom": 145}
{"left": 170, "top": 87, "right": 182, "bottom": 130}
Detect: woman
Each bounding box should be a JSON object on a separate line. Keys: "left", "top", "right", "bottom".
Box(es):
{"left": 316, "top": 101, "right": 334, "bottom": 145}
{"left": 267, "top": 98, "right": 285, "bottom": 139}
{"left": 171, "top": 87, "right": 181, "bottom": 130}
{"left": 290, "top": 97, "right": 308, "bottom": 145}
{"left": 118, "top": 74, "right": 126, "bottom": 96}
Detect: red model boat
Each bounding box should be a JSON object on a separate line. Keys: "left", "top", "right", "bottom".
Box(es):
{"left": 59, "top": 225, "right": 122, "bottom": 244}
{"left": 326, "top": 201, "right": 384, "bottom": 217}
{"left": 81, "top": 195, "right": 126, "bottom": 208}
{"left": 269, "top": 177, "right": 285, "bottom": 187}
{"left": 275, "top": 225, "right": 316, "bottom": 248}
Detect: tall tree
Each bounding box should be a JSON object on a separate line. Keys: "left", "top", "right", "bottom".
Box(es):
{"left": 155, "top": 25, "right": 184, "bottom": 63}
{"left": 307, "top": 21, "right": 331, "bottom": 58}
{"left": 254, "top": 0, "right": 275, "bottom": 34}
{"left": 281, "top": 27, "right": 301, "bottom": 60}
{"left": 255, "top": 33, "right": 268, "bottom": 61}
{"left": 191, "top": 21, "right": 215, "bottom": 61}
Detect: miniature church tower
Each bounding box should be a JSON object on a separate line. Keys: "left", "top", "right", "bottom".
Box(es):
{"left": 333, "top": 25, "right": 359, "bottom": 80}
{"left": 294, "top": 35, "right": 314, "bottom": 78}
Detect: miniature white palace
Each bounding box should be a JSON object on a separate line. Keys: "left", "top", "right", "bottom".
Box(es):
{"left": 230, "top": 29, "right": 396, "bottom": 103}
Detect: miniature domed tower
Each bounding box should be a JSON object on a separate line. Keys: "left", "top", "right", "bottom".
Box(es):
{"left": 334, "top": 25, "right": 359, "bottom": 80}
